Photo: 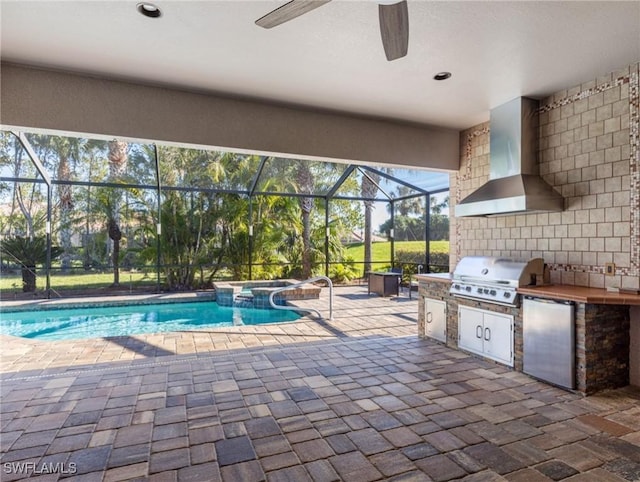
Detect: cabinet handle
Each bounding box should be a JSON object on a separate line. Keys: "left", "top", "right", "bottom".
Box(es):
{"left": 484, "top": 327, "right": 491, "bottom": 341}
{"left": 426, "top": 312, "right": 432, "bottom": 323}
{"left": 476, "top": 325, "right": 482, "bottom": 338}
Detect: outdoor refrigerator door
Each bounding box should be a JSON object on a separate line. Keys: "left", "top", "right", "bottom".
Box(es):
{"left": 523, "top": 297, "right": 575, "bottom": 390}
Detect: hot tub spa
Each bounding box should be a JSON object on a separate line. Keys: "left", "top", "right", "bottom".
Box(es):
{"left": 213, "top": 279, "right": 321, "bottom": 308}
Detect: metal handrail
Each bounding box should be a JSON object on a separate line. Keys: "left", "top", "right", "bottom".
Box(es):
{"left": 268, "top": 276, "right": 333, "bottom": 321}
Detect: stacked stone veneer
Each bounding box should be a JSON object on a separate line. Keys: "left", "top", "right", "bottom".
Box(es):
{"left": 417, "top": 280, "right": 450, "bottom": 340}
{"left": 418, "top": 278, "right": 632, "bottom": 394}
{"left": 450, "top": 62, "right": 640, "bottom": 291}
{"left": 578, "top": 303, "right": 630, "bottom": 394}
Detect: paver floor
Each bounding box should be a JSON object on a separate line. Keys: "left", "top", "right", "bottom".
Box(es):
{"left": 1, "top": 286, "right": 639, "bottom": 481}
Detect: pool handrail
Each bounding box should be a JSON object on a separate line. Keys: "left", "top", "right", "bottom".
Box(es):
{"left": 268, "top": 276, "right": 333, "bottom": 321}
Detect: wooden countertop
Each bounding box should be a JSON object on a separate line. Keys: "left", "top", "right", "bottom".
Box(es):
{"left": 517, "top": 285, "right": 640, "bottom": 306}
{"left": 414, "top": 273, "right": 640, "bottom": 306}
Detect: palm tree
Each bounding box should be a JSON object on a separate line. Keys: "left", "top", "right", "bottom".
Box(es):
{"left": 107, "top": 140, "right": 128, "bottom": 286}
{"left": 394, "top": 185, "right": 423, "bottom": 217}
{"left": 0, "top": 236, "right": 62, "bottom": 292}
{"left": 431, "top": 195, "right": 449, "bottom": 214}
{"left": 50, "top": 136, "right": 83, "bottom": 273}
{"left": 430, "top": 195, "right": 450, "bottom": 241}
{"left": 360, "top": 169, "right": 382, "bottom": 274}
{"left": 296, "top": 162, "right": 314, "bottom": 279}
{"left": 80, "top": 140, "right": 107, "bottom": 270}
{"left": 151, "top": 147, "right": 256, "bottom": 287}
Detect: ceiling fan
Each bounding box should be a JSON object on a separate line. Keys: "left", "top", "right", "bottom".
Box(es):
{"left": 255, "top": 0, "right": 409, "bottom": 61}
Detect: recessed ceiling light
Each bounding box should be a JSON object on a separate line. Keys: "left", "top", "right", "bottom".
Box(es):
{"left": 433, "top": 72, "right": 452, "bottom": 81}
{"left": 137, "top": 3, "right": 161, "bottom": 18}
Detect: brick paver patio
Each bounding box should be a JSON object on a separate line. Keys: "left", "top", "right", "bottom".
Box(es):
{"left": 1, "top": 286, "right": 639, "bottom": 481}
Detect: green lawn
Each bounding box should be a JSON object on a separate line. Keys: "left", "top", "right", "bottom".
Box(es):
{"left": 345, "top": 240, "right": 449, "bottom": 272}
{"left": 0, "top": 271, "right": 156, "bottom": 294}
{"left": 0, "top": 241, "right": 450, "bottom": 294}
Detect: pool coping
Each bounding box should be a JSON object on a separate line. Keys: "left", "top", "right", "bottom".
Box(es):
{"left": 0, "top": 290, "right": 314, "bottom": 341}
{"left": 0, "top": 291, "right": 216, "bottom": 313}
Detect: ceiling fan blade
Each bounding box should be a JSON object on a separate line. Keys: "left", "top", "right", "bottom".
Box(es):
{"left": 256, "top": 0, "right": 332, "bottom": 29}
{"left": 379, "top": 0, "right": 409, "bottom": 61}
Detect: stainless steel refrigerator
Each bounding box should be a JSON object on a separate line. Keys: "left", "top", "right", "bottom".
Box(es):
{"left": 523, "top": 296, "right": 576, "bottom": 389}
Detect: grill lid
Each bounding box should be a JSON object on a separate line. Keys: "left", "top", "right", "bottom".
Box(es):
{"left": 452, "top": 256, "right": 544, "bottom": 288}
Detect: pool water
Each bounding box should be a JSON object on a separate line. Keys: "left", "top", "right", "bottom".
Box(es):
{"left": 0, "top": 301, "right": 301, "bottom": 341}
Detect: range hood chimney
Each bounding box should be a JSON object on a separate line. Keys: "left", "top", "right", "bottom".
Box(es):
{"left": 455, "top": 97, "right": 564, "bottom": 217}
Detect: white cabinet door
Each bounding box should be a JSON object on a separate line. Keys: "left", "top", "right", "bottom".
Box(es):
{"left": 458, "top": 306, "right": 484, "bottom": 356}
{"left": 458, "top": 306, "right": 514, "bottom": 367}
{"left": 424, "top": 298, "right": 446, "bottom": 342}
{"left": 482, "top": 311, "right": 513, "bottom": 366}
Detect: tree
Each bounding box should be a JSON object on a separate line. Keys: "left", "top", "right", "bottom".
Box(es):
{"left": 360, "top": 169, "right": 383, "bottom": 273}
{"left": 379, "top": 216, "right": 424, "bottom": 241}
{"left": 79, "top": 140, "right": 109, "bottom": 270}
{"left": 296, "top": 163, "right": 314, "bottom": 279}
{"left": 106, "top": 140, "right": 128, "bottom": 287}
{"left": 147, "top": 147, "right": 261, "bottom": 288}
{"left": 1, "top": 133, "right": 47, "bottom": 239}
{"left": 379, "top": 194, "right": 450, "bottom": 241}
{"left": 49, "top": 136, "right": 84, "bottom": 273}
{"left": 430, "top": 195, "right": 450, "bottom": 241}
{"left": 392, "top": 185, "right": 423, "bottom": 217}
{"left": 0, "top": 236, "right": 62, "bottom": 292}
{"left": 431, "top": 195, "right": 449, "bottom": 215}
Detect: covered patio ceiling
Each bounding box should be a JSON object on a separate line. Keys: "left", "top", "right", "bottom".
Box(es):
{"left": 1, "top": 2, "right": 639, "bottom": 129}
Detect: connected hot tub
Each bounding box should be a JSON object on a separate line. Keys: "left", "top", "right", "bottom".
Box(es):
{"left": 213, "top": 279, "right": 321, "bottom": 308}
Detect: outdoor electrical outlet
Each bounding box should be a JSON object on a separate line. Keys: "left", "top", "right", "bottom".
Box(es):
{"left": 605, "top": 263, "right": 615, "bottom": 276}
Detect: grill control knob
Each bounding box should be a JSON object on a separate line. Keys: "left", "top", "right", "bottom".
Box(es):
{"left": 504, "top": 292, "right": 511, "bottom": 298}
{"left": 465, "top": 286, "right": 472, "bottom": 292}
{"left": 454, "top": 284, "right": 460, "bottom": 290}
{"left": 490, "top": 290, "right": 496, "bottom": 296}
{"left": 478, "top": 288, "right": 483, "bottom": 293}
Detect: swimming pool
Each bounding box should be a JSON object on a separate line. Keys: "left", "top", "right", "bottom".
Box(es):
{"left": 0, "top": 301, "right": 301, "bottom": 341}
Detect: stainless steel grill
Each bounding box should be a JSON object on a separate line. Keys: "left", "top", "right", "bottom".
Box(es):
{"left": 450, "top": 256, "right": 544, "bottom": 306}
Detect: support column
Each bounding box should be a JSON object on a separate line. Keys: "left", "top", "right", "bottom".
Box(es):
{"left": 249, "top": 197, "right": 253, "bottom": 280}
{"left": 154, "top": 145, "right": 162, "bottom": 293}
{"left": 390, "top": 201, "right": 395, "bottom": 268}
{"left": 45, "top": 185, "right": 51, "bottom": 298}
{"left": 425, "top": 194, "right": 431, "bottom": 273}
{"left": 325, "top": 198, "right": 330, "bottom": 277}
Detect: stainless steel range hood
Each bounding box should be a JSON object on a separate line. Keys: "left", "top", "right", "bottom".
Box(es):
{"left": 455, "top": 97, "right": 564, "bottom": 217}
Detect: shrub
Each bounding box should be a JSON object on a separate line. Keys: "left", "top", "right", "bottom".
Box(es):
{"left": 0, "top": 236, "right": 62, "bottom": 292}
{"left": 395, "top": 249, "right": 450, "bottom": 275}
{"left": 330, "top": 257, "right": 359, "bottom": 284}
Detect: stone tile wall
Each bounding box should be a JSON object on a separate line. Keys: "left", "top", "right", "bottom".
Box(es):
{"left": 451, "top": 62, "right": 640, "bottom": 290}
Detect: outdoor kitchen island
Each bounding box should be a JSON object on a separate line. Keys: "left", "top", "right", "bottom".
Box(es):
{"left": 416, "top": 272, "right": 640, "bottom": 395}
